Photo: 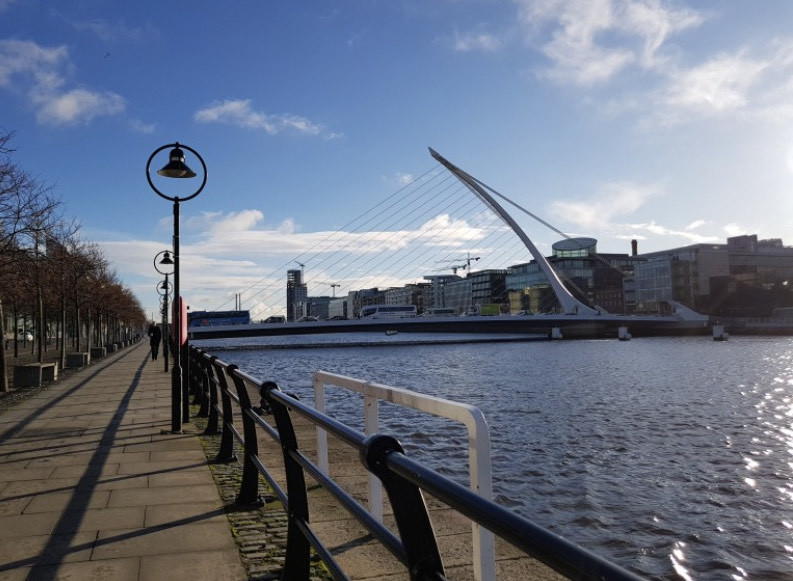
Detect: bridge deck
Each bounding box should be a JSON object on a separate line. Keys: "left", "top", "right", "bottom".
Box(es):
{"left": 189, "top": 314, "right": 710, "bottom": 341}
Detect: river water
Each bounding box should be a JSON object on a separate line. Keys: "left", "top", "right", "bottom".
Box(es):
{"left": 194, "top": 333, "right": 793, "bottom": 580}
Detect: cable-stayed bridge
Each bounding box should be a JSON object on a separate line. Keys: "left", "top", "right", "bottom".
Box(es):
{"left": 192, "top": 149, "right": 712, "bottom": 340}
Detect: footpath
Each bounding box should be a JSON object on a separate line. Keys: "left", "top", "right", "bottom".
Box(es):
{"left": 0, "top": 340, "right": 568, "bottom": 581}
{"left": 0, "top": 341, "right": 246, "bottom": 581}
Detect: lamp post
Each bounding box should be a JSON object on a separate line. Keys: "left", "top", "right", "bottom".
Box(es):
{"left": 146, "top": 143, "right": 207, "bottom": 433}
{"left": 154, "top": 250, "right": 174, "bottom": 373}
{"left": 156, "top": 280, "right": 171, "bottom": 363}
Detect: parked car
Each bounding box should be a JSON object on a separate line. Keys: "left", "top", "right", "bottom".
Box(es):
{"left": 297, "top": 316, "right": 318, "bottom": 322}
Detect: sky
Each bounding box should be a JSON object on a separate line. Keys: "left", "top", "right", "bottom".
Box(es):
{"left": 2, "top": 0, "right": 793, "bottom": 321}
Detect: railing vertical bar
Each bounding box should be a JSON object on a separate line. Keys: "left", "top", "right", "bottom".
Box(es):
{"left": 203, "top": 355, "right": 220, "bottom": 435}
{"left": 361, "top": 434, "right": 446, "bottom": 581}
{"left": 262, "top": 381, "right": 311, "bottom": 581}
{"left": 314, "top": 374, "right": 329, "bottom": 473}
{"left": 196, "top": 351, "right": 210, "bottom": 417}
{"left": 213, "top": 360, "right": 237, "bottom": 463}
{"left": 228, "top": 368, "right": 264, "bottom": 508}
{"left": 363, "top": 390, "right": 383, "bottom": 522}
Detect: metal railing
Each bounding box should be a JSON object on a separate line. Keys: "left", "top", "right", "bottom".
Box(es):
{"left": 313, "top": 370, "right": 495, "bottom": 581}
{"left": 189, "top": 345, "right": 646, "bottom": 581}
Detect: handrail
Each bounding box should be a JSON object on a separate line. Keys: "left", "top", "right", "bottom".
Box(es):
{"left": 188, "top": 345, "right": 646, "bottom": 581}
{"left": 313, "top": 370, "right": 495, "bottom": 581}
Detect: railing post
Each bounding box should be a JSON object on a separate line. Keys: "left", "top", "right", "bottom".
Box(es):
{"left": 213, "top": 362, "right": 237, "bottom": 464}
{"left": 262, "top": 381, "right": 311, "bottom": 581}
{"left": 360, "top": 434, "right": 445, "bottom": 581}
{"left": 196, "top": 352, "right": 210, "bottom": 418}
{"left": 229, "top": 369, "right": 264, "bottom": 508}
{"left": 203, "top": 355, "right": 221, "bottom": 435}
{"left": 363, "top": 390, "right": 383, "bottom": 522}
{"left": 189, "top": 347, "right": 203, "bottom": 406}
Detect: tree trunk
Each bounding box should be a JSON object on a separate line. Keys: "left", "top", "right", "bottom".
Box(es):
{"left": 0, "top": 299, "right": 8, "bottom": 393}
{"left": 36, "top": 287, "right": 44, "bottom": 363}
{"left": 59, "top": 298, "right": 67, "bottom": 370}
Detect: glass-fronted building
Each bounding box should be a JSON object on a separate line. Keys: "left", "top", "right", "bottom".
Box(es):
{"left": 286, "top": 269, "right": 307, "bottom": 322}
{"left": 635, "top": 235, "right": 793, "bottom": 315}
{"left": 506, "top": 238, "right": 636, "bottom": 314}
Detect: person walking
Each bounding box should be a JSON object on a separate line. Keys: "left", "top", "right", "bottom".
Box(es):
{"left": 148, "top": 322, "right": 162, "bottom": 361}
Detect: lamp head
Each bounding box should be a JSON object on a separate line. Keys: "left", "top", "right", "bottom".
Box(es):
{"left": 159, "top": 251, "right": 174, "bottom": 266}
{"left": 157, "top": 144, "right": 197, "bottom": 178}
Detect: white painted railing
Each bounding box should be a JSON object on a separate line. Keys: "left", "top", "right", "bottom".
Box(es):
{"left": 313, "top": 370, "right": 496, "bottom": 581}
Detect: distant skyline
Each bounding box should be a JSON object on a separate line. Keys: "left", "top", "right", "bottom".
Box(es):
{"left": 2, "top": 1, "right": 793, "bottom": 319}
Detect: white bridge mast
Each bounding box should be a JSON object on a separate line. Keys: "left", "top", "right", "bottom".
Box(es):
{"left": 429, "top": 148, "right": 600, "bottom": 316}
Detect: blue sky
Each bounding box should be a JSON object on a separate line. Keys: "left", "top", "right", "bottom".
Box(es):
{"left": 3, "top": 1, "right": 793, "bottom": 320}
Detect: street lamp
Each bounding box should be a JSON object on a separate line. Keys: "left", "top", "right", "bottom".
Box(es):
{"left": 146, "top": 143, "right": 207, "bottom": 433}
{"left": 154, "top": 249, "right": 174, "bottom": 373}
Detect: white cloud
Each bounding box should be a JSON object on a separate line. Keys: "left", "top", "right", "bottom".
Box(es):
{"left": 452, "top": 29, "right": 503, "bottom": 53}
{"left": 33, "top": 87, "right": 125, "bottom": 125}
{"left": 723, "top": 222, "right": 747, "bottom": 237}
{"left": 662, "top": 52, "right": 766, "bottom": 113}
{"left": 0, "top": 39, "right": 67, "bottom": 87}
{"left": 129, "top": 118, "right": 155, "bottom": 134}
{"left": 549, "top": 180, "right": 660, "bottom": 230}
{"left": 517, "top": 0, "right": 704, "bottom": 85}
{"left": 383, "top": 172, "right": 415, "bottom": 190}
{"left": 652, "top": 40, "right": 793, "bottom": 124}
{"left": 511, "top": 2, "right": 793, "bottom": 125}
{"left": 207, "top": 209, "right": 265, "bottom": 233}
{"left": 625, "top": 221, "right": 719, "bottom": 244}
{"left": 104, "top": 207, "right": 500, "bottom": 316}
{"left": 277, "top": 218, "right": 296, "bottom": 234}
{"left": 547, "top": 182, "right": 733, "bottom": 246}
{"left": 0, "top": 39, "right": 126, "bottom": 126}
{"left": 195, "top": 99, "right": 342, "bottom": 139}
{"left": 67, "top": 18, "right": 154, "bottom": 43}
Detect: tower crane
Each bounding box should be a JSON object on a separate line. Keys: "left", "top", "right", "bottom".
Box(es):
{"left": 435, "top": 253, "right": 480, "bottom": 274}
{"left": 316, "top": 281, "right": 341, "bottom": 297}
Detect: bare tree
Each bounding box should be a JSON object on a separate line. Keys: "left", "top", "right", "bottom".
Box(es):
{"left": 0, "top": 129, "right": 63, "bottom": 391}
{"left": 0, "top": 130, "right": 144, "bottom": 391}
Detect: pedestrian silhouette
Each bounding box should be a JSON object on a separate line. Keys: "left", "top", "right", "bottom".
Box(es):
{"left": 148, "top": 322, "right": 162, "bottom": 361}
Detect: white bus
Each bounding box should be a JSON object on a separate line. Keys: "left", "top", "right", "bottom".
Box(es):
{"left": 422, "top": 307, "right": 458, "bottom": 316}
{"left": 359, "top": 305, "right": 418, "bottom": 319}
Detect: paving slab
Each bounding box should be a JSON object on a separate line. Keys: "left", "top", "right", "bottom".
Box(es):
{"left": 0, "top": 342, "right": 246, "bottom": 581}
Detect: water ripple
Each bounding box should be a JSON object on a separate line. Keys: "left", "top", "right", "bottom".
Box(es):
{"left": 203, "top": 334, "right": 793, "bottom": 580}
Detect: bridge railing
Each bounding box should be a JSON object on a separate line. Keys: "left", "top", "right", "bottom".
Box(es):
{"left": 189, "top": 345, "right": 646, "bottom": 581}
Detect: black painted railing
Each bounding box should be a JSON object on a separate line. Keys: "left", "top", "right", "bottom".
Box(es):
{"left": 188, "top": 345, "right": 646, "bottom": 581}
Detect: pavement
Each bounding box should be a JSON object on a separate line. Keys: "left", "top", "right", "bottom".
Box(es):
{"left": 0, "top": 341, "right": 247, "bottom": 581}
{"left": 0, "top": 340, "right": 568, "bottom": 581}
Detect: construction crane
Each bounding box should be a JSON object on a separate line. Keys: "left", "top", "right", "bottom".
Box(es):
{"left": 436, "top": 253, "right": 480, "bottom": 275}
{"left": 316, "top": 281, "right": 341, "bottom": 297}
